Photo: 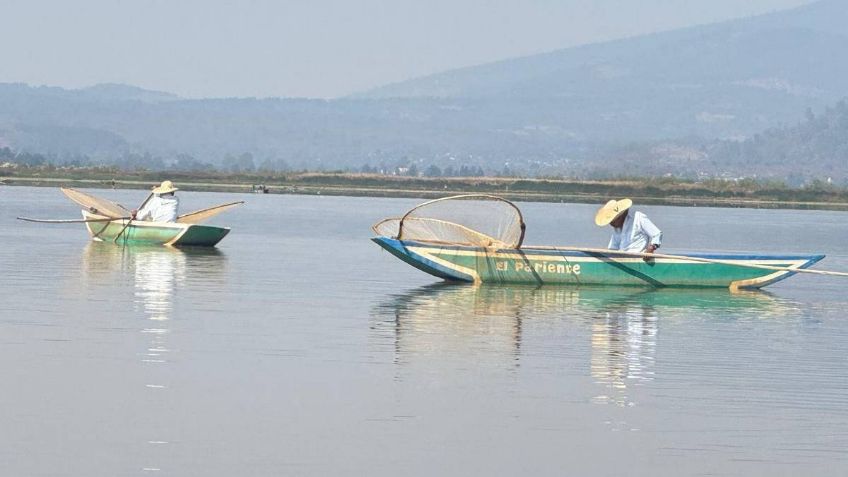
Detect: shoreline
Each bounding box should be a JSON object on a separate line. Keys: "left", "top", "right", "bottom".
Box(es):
{"left": 3, "top": 174, "right": 848, "bottom": 211}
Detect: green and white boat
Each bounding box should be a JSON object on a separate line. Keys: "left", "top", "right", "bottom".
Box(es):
{"left": 372, "top": 195, "right": 825, "bottom": 290}
{"left": 82, "top": 210, "right": 230, "bottom": 246}
{"left": 61, "top": 187, "right": 237, "bottom": 247}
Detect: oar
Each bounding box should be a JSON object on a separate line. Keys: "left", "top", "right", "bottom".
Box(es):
{"left": 17, "top": 216, "right": 129, "bottom": 224}
{"left": 114, "top": 191, "right": 154, "bottom": 243}
{"left": 535, "top": 246, "right": 848, "bottom": 278}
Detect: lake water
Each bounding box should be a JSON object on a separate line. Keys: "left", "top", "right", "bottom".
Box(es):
{"left": 1, "top": 186, "right": 847, "bottom": 476}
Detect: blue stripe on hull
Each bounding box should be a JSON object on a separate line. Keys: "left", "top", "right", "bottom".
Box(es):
{"left": 372, "top": 237, "right": 474, "bottom": 282}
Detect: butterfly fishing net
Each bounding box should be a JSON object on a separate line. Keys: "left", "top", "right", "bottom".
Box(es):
{"left": 373, "top": 195, "right": 525, "bottom": 248}
{"left": 61, "top": 188, "right": 130, "bottom": 218}
{"left": 177, "top": 201, "right": 244, "bottom": 224}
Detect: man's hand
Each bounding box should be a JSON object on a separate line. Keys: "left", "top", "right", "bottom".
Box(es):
{"left": 131, "top": 209, "right": 138, "bottom": 219}
{"left": 643, "top": 243, "right": 658, "bottom": 261}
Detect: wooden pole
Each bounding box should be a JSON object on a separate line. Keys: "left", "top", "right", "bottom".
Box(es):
{"left": 531, "top": 245, "right": 848, "bottom": 278}
{"left": 17, "top": 216, "right": 130, "bottom": 224}
{"left": 114, "top": 191, "right": 154, "bottom": 243}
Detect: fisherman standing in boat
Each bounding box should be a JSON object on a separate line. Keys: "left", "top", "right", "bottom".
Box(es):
{"left": 133, "top": 180, "right": 180, "bottom": 223}
{"left": 595, "top": 199, "right": 662, "bottom": 255}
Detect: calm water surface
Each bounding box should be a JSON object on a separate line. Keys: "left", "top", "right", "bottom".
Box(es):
{"left": 1, "top": 186, "right": 847, "bottom": 476}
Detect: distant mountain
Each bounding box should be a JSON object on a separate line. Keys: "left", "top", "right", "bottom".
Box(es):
{"left": 359, "top": 0, "right": 848, "bottom": 101}
{"left": 0, "top": 83, "right": 586, "bottom": 168}
{"left": 0, "top": 82, "right": 177, "bottom": 104}
{"left": 355, "top": 0, "right": 848, "bottom": 140}
{"left": 78, "top": 83, "right": 179, "bottom": 103}
{"left": 0, "top": 0, "right": 846, "bottom": 181}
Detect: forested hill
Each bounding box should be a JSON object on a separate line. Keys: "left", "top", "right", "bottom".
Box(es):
{"left": 709, "top": 100, "right": 848, "bottom": 183}
{"left": 586, "top": 100, "right": 848, "bottom": 184}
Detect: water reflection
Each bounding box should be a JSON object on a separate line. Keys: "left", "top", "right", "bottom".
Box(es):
{"left": 590, "top": 295, "right": 658, "bottom": 407}
{"left": 132, "top": 249, "right": 187, "bottom": 321}
{"left": 79, "top": 243, "right": 227, "bottom": 471}
{"left": 372, "top": 284, "right": 800, "bottom": 404}
{"left": 81, "top": 243, "right": 227, "bottom": 363}
{"left": 81, "top": 243, "right": 227, "bottom": 322}
{"left": 371, "top": 283, "right": 534, "bottom": 367}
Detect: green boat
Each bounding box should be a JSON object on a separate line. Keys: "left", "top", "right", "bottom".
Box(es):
{"left": 372, "top": 195, "right": 825, "bottom": 290}
{"left": 34, "top": 188, "right": 240, "bottom": 247}
{"left": 83, "top": 210, "right": 230, "bottom": 246}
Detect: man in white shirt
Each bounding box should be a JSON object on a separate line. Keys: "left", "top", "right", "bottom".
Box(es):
{"left": 133, "top": 180, "right": 180, "bottom": 223}
{"left": 595, "top": 198, "right": 662, "bottom": 255}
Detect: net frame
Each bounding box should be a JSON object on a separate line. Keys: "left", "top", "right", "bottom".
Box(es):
{"left": 61, "top": 188, "right": 131, "bottom": 218}
{"left": 374, "top": 194, "right": 526, "bottom": 249}
{"left": 177, "top": 201, "right": 244, "bottom": 224}
{"left": 62, "top": 188, "right": 242, "bottom": 225}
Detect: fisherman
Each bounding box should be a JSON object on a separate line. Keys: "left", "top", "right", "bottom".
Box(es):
{"left": 133, "top": 180, "right": 180, "bottom": 223}
{"left": 595, "top": 198, "right": 662, "bottom": 255}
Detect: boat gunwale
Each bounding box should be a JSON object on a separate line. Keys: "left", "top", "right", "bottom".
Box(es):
{"left": 374, "top": 236, "right": 824, "bottom": 263}
{"left": 81, "top": 210, "right": 231, "bottom": 232}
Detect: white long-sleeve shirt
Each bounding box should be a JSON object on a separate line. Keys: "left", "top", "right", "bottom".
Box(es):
{"left": 136, "top": 195, "right": 180, "bottom": 223}
{"left": 608, "top": 210, "right": 662, "bottom": 252}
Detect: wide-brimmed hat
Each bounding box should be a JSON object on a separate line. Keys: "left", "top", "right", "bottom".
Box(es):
{"left": 594, "top": 198, "right": 632, "bottom": 226}
{"left": 151, "top": 180, "right": 179, "bottom": 195}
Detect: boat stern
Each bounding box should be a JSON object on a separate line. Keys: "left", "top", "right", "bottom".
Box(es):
{"left": 729, "top": 253, "right": 826, "bottom": 290}
{"left": 170, "top": 225, "right": 231, "bottom": 247}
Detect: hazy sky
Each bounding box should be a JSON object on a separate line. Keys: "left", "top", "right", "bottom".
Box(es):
{"left": 0, "top": 0, "right": 813, "bottom": 99}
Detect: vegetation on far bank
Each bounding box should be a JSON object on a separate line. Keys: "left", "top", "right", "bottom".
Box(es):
{"left": 3, "top": 163, "right": 848, "bottom": 209}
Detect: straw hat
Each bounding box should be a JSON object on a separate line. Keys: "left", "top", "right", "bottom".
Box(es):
{"left": 594, "top": 198, "right": 632, "bottom": 226}
{"left": 151, "top": 180, "right": 179, "bottom": 195}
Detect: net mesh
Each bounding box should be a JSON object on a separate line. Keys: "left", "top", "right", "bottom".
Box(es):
{"left": 177, "top": 201, "right": 244, "bottom": 224}
{"left": 63, "top": 189, "right": 243, "bottom": 224}
{"left": 373, "top": 195, "right": 525, "bottom": 248}
{"left": 61, "top": 188, "right": 130, "bottom": 218}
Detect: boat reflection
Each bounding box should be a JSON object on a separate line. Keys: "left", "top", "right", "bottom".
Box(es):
{"left": 133, "top": 247, "right": 187, "bottom": 321}
{"left": 81, "top": 242, "right": 227, "bottom": 370}
{"left": 82, "top": 242, "right": 226, "bottom": 370}
{"left": 79, "top": 241, "right": 228, "bottom": 469}
{"left": 81, "top": 243, "right": 227, "bottom": 322}
{"left": 372, "top": 284, "right": 801, "bottom": 405}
